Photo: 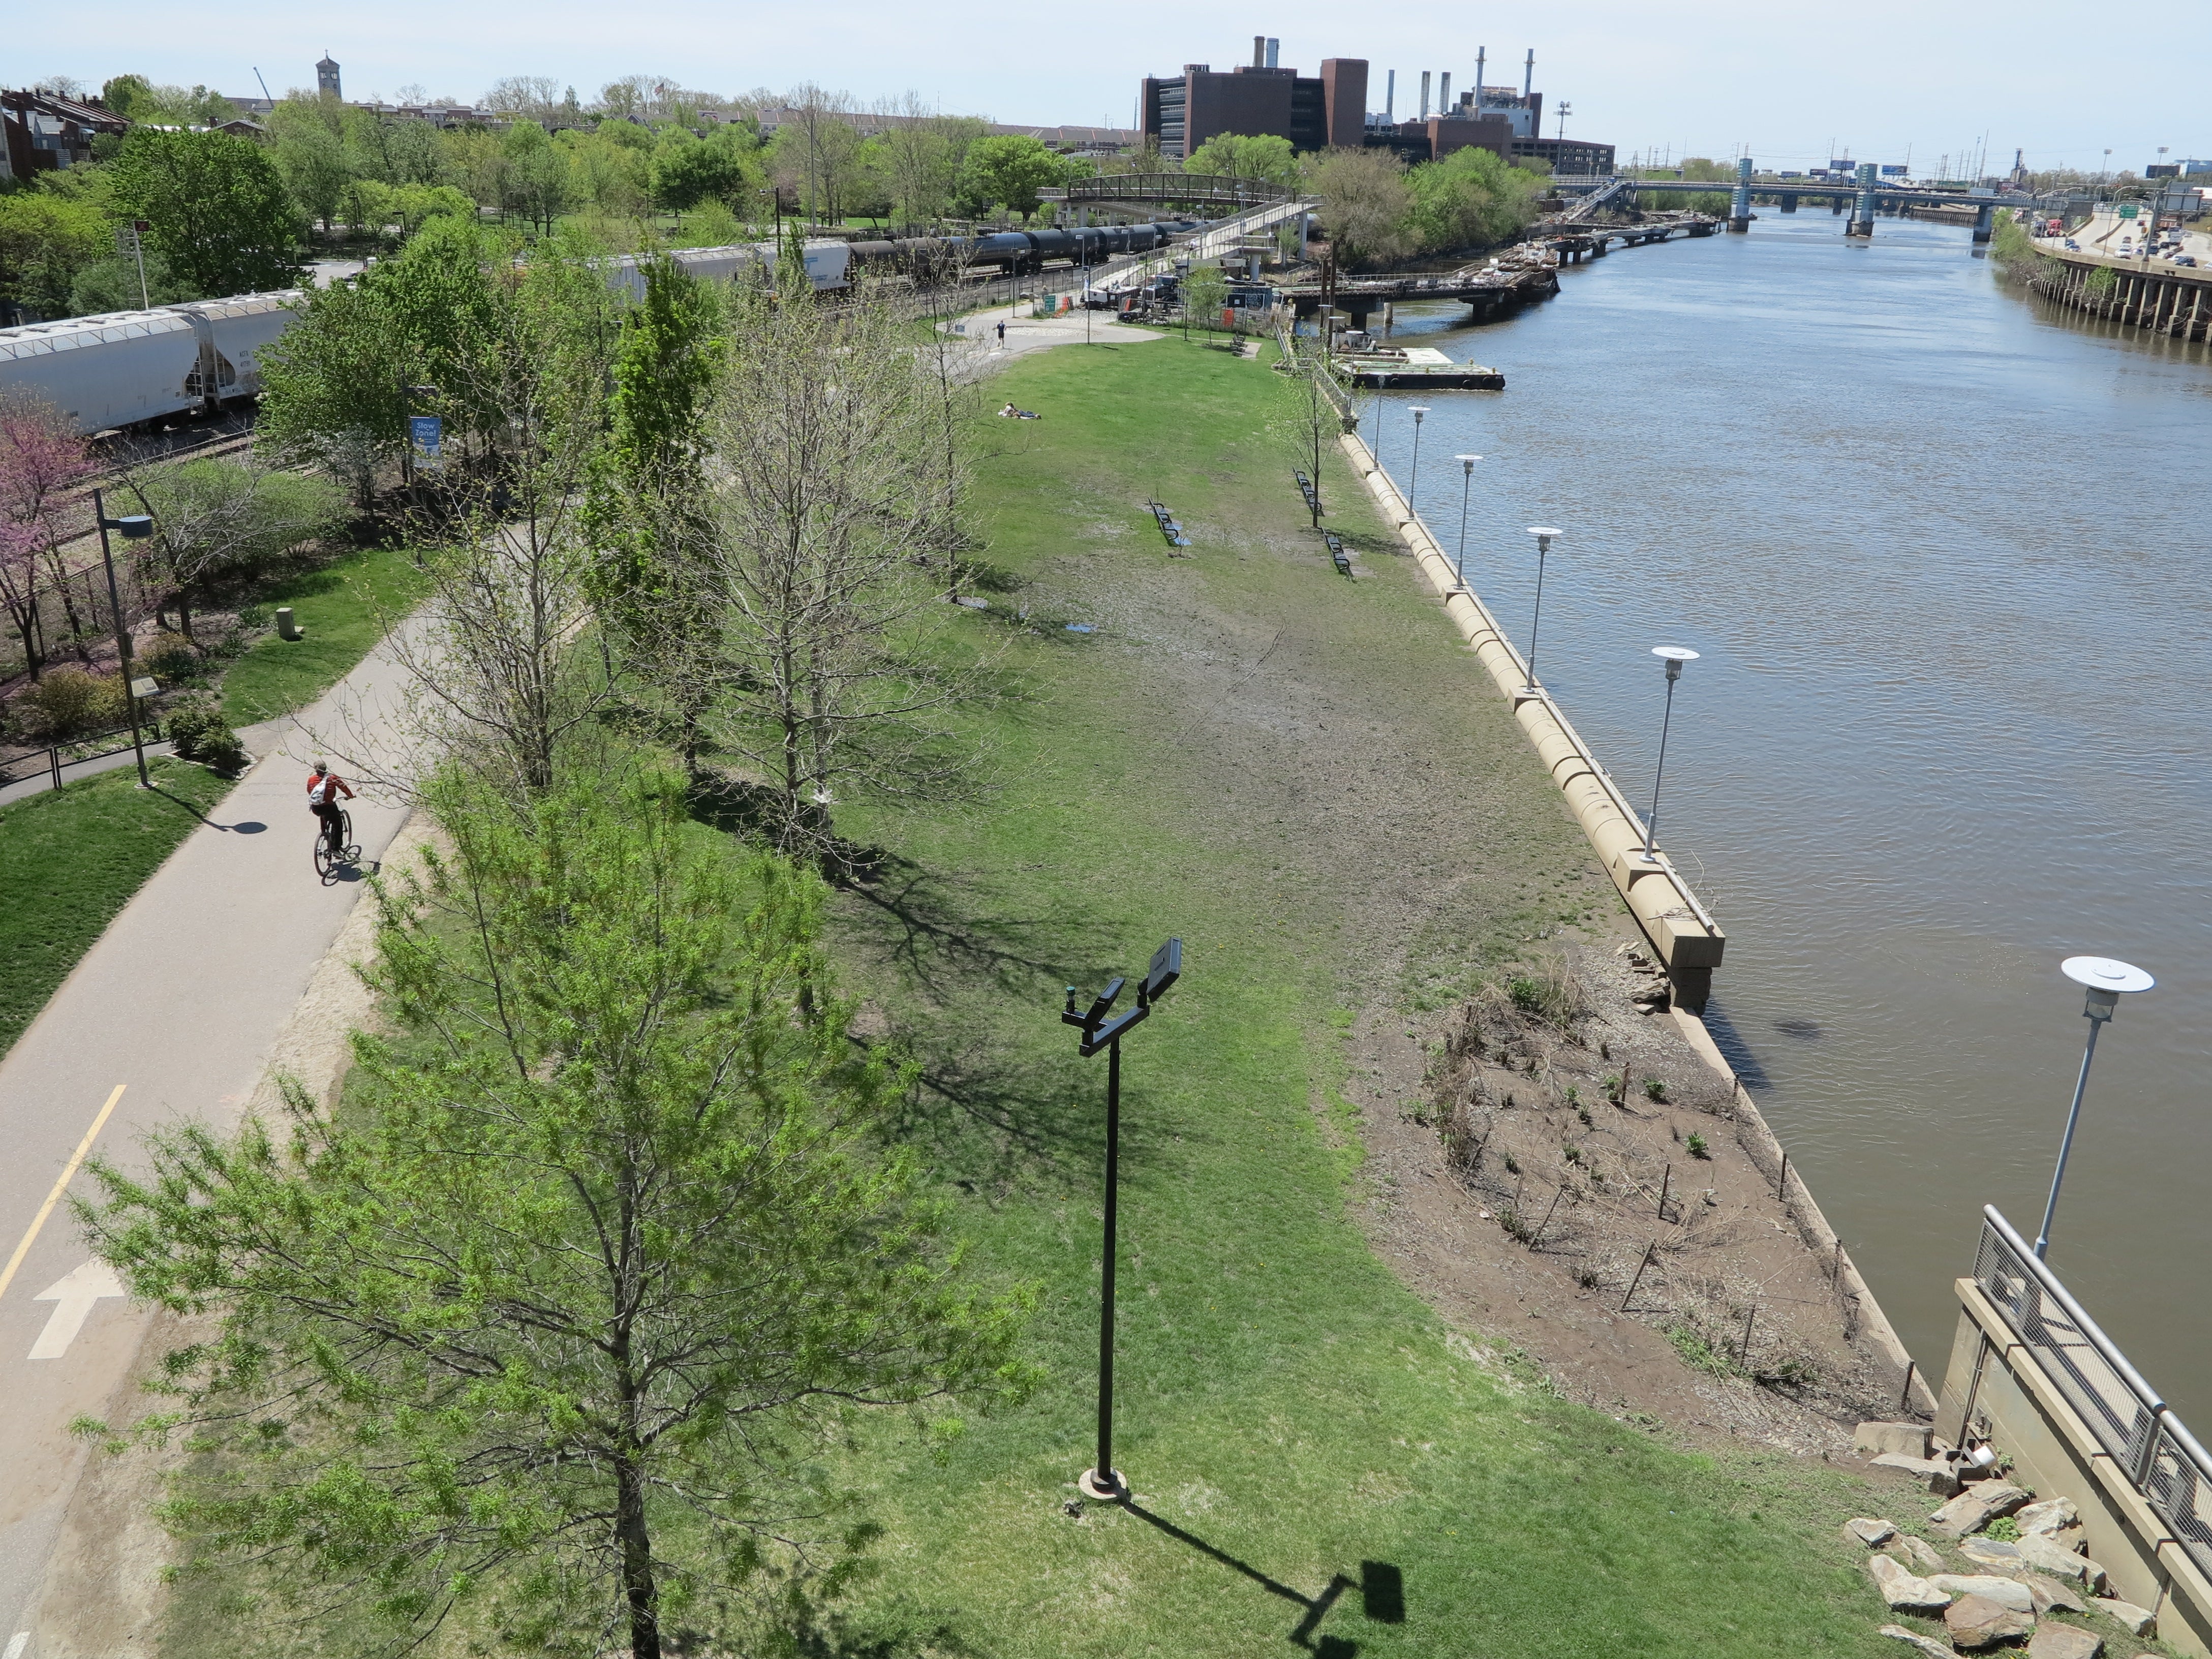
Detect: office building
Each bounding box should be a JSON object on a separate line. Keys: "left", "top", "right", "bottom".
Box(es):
{"left": 1141, "top": 39, "right": 1366, "bottom": 159}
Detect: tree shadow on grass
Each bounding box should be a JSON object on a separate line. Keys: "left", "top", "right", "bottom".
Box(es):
{"left": 1121, "top": 1500, "right": 1402, "bottom": 1655}
{"left": 835, "top": 849, "right": 1182, "bottom": 1188}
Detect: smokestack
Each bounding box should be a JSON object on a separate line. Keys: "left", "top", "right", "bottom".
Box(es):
{"left": 1385, "top": 69, "right": 1395, "bottom": 120}
{"left": 1476, "top": 46, "right": 1485, "bottom": 104}
{"left": 1523, "top": 49, "right": 1534, "bottom": 98}
{"left": 1254, "top": 35, "right": 1266, "bottom": 68}
{"left": 1266, "top": 37, "right": 1279, "bottom": 68}
{"left": 1419, "top": 70, "right": 1430, "bottom": 119}
{"left": 1438, "top": 72, "right": 1451, "bottom": 112}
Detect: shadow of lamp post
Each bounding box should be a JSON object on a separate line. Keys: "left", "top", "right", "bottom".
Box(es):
{"left": 91, "top": 487, "right": 156, "bottom": 788}
{"left": 2034, "top": 955, "right": 2154, "bottom": 1261}
{"left": 1063, "top": 936, "right": 1182, "bottom": 1502}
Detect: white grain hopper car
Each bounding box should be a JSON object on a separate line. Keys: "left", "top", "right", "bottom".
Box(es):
{"left": 0, "top": 241, "right": 861, "bottom": 438}
{"left": 0, "top": 291, "right": 302, "bottom": 436}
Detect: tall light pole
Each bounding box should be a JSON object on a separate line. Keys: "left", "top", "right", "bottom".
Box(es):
{"left": 1522, "top": 527, "right": 1560, "bottom": 695}
{"left": 2033, "top": 956, "right": 2154, "bottom": 1262}
{"left": 91, "top": 488, "right": 156, "bottom": 788}
{"left": 1643, "top": 646, "right": 1698, "bottom": 858}
{"left": 1406, "top": 405, "right": 1431, "bottom": 508}
{"left": 1063, "top": 938, "right": 1182, "bottom": 1503}
{"left": 1450, "top": 455, "right": 1482, "bottom": 594}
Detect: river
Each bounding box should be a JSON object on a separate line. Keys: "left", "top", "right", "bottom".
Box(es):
{"left": 1367, "top": 211, "right": 2212, "bottom": 1420}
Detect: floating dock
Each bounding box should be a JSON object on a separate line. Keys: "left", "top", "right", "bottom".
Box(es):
{"left": 1342, "top": 346, "right": 1504, "bottom": 389}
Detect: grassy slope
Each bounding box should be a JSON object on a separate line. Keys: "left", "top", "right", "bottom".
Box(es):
{"left": 220, "top": 543, "right": 427, "bottom": 727}
{"left": 822, "top": 337, "right": 1900, "bottom": 1657}
{"left": 0, "top": 759, "right": 233, "bottom": 1059}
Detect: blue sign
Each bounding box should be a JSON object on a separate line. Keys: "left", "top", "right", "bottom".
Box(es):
{"left": 409, "top": 414, "right": 442, "bottom": 457}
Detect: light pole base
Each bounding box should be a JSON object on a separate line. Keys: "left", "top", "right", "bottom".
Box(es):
{"left": 1078, "top": 1467, "right": 1127, "bottom": 1502}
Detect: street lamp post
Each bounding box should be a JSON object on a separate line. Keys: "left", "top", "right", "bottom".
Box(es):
{"left": 91, "top": 488, "right": 156, "bottom": 788}
{"left": 1063, "top": 938, "right": 1183, "bottom": 1503}
{"left": 1642, "top": 646, "right": 1699, "bottom": 858}
{"left": 1522, "top": 527, "right": 1560, "bottom": 694}
{"left": 1406, "top": 405, "right": 1431, "bottom": 508}
{"left": 1450, "top": 455, "right": 1482, "bottom": 594}
{"left": 2033, "top": 956, "right": 2155, "bottom": 1261}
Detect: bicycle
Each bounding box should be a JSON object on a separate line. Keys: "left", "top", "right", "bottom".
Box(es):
{"left": 313, "top": 807, "right": 356, "bottom": 879}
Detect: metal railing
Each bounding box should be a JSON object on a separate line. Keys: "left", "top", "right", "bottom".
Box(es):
{"left": 1972, "top": 1205, "right": 2212, "bottom": 1580}
{"left": 1059, "top": 173, "right": 1288, "bottom": 209}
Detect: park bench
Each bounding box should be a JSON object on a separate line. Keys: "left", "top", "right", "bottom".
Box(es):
{"left": 1323, "top": 531, "right": 1353, "bottom": 577}
{"left": 1146, "top": 500, "right": 1191, "bottom": 547}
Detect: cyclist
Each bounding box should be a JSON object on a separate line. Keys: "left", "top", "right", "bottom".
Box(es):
{"left": 306, "top": 761, "right": 354, "bottom": 858}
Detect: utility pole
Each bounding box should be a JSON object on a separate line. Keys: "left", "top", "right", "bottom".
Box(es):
{"left": 91, "top": 488, "right": 156, "bottom": 788}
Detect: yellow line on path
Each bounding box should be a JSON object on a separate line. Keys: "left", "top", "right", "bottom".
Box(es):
{"left": 0, "top": 1084, "right": 126, "bottom": 1304}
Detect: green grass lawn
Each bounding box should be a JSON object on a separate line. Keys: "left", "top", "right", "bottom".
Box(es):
{"left": 806, "top": 336, "right": 1909, "bottom": 1657}
{"left": 220, "top": 542, "right": 428, "bottom": 727}
{"left": 0, "top": 759, "right": 233, "bottom": 1059}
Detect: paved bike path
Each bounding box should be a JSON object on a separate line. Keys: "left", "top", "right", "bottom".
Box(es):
{"left": 0, "top": 631, "right": 418, "bottom": 1650}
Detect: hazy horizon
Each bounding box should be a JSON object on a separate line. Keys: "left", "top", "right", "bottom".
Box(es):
{"left": 20, "top": 0, "right": 2207, "bottom": 176}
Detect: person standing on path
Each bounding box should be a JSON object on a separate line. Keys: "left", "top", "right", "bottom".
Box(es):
{"left": 996, "top": 319, "right": 1006, "bottom": 342}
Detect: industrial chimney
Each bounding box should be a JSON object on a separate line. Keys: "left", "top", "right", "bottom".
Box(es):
{"left": 1438, "top": 72, "right": 1451, "bottom": 112}
{"left": 1385, "top": 69, "right": 1395, "bottom": 120}
{"left": 1475, "top": 47, "right": 1485, "bottom": 104}
{"left": 1523, "top": 49, "right": 1534, "bottom": 97}
{"left": 1419, "top": 70, "right": 1430, "bottom": 119}
{"left": 1265, "top": 37, "right": 1279, "bottom": 68}
{"left": 1253, "top": 35, "right": 1266, "bottom": 68}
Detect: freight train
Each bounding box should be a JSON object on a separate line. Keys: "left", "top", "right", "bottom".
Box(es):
{"left": 2, "top": 222, "right": 1202, "bottom": 437}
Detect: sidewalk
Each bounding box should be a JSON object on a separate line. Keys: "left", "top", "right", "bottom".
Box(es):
{"left": 0, "top": 630, "right": 419, "bottom": 1649}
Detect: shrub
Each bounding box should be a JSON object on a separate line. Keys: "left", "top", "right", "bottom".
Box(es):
{"left": 142, "top": 631, "right": 200, "bottom": 680}
{"left": 1644, "top": 1078, "right": 1668, "bottom": 1103}
{"left": 1985, "top": 1516, "right": 2020, "bottom": 1543}
{"left": 15, "top": 666, "right": 126, "bottom": 742}
{"left": 162, "top": 695, "right": 225, "bottom": 760}
{"left": 197, "top": 726, "right": 249, "bottom": 775}
{"left": 1686, "top": 1132, "right": 1710, "bottom": 1159}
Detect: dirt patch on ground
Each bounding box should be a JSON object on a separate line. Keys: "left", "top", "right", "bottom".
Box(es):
{"left": 1353, "top": 942, "right": 1906, "bottom": 1454}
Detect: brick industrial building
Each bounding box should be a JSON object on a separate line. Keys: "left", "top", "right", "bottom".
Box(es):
{"left": 1139, "top": 38, "right": 1613, "bottom": 171}
{"left": 1140, "top": 39, "right": 1366, "bottom": 160}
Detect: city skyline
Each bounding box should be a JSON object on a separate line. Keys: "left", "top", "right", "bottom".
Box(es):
{"left": 14, "top": 0, "right": 2207, "bottom": 174}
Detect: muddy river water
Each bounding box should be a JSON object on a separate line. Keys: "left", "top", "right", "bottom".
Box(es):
{"left": 1368, "top": 212, "right": 2212, "bottom": 1417}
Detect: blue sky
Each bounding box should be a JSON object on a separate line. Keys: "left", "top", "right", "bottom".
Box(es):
{"left": 20, "top": 0, "right": 2207, "bottom": 174}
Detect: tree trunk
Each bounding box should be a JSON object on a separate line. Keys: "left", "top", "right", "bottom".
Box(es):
{"left": 615, "top": 1456, "right": 662, "bottom": 1659}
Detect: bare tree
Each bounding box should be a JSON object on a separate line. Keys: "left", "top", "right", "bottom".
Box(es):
{"left": 348, "top": 250, "right": 626, "bottom": 805}
{"left": 655, "top": 280, "right": 984, "bottom": 857}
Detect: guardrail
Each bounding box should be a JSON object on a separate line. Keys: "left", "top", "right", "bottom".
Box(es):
{"left": 1972, "top": 1205, "right": 2212, "bottom": 1580}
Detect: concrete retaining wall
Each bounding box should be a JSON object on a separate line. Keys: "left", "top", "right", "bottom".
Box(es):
{"left": 1938, "top": 1281, "right": 2212, "bottom": 1656}
{"left": 1342, "top": 423, "right": 1934, "bottom": 1412}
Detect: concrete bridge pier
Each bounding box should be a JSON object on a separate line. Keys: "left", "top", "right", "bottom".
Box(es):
{"left": 1847, "top": 163, "right": 1877, "bottom": 238}
{"left": 1972, "top": 202, "right": 1995, "bottom": 245}
{"left": 1779, "top": 193, "right": 1798, "bottom": 213}
{"left": 1728, "top": 155, "right": 1753, "bottom": 232}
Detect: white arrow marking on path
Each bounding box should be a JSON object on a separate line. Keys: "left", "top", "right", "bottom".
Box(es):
{"left": 28, "top": 1260, "right": 125, "bottom": 1360}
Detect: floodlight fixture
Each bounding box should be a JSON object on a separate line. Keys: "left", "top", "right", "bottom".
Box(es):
{"left": 1060, "top": 937, "right": 1185, "bottom": 1502}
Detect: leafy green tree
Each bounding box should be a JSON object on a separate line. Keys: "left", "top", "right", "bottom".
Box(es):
{"left": 69, "top": 248, "right": 198, "bottom": 314}
{"left": 268, "top": 96, "right": 354, "bottom": 231}
{"left": 649, "top": 129, "right": 760, "bottom": 214}
{"left": 81, "top": 771, "right": 1028, "bottom": 1659}
{"left": 502, "top": 119, "right": 573, "bottom": 232}
{"left": 954, "top": 134, "right": 1069, "bottom": 220}
{"left": 0, "top": 191, "right": 113, "bottom": 317}
{"left": 1302, "top": 145, "right": 1416, "bottom": 268}
{"left": 111, "top": 128, "right": 301, "bottom": 296}
{"left": 99, "top": 73, "right": 159, "bottom": 121}
{"left": 1186, "top": 132, "right": 1300, "bottom": 190}
{"left": 1180, "top": 260, "right": 1232, "bottom": 341}
{"left": 1406, "top": 146, "right": 1548, "bottom": 252}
